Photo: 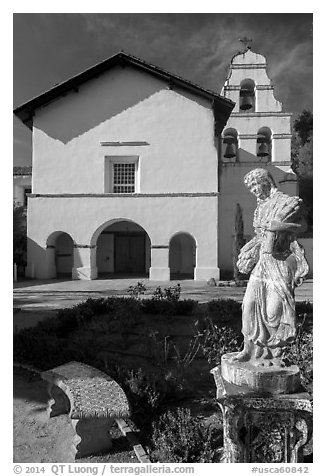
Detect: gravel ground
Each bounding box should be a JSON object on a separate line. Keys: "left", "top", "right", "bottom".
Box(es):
{"left": 13, "top": 366, "right": 137, "bottom": 463}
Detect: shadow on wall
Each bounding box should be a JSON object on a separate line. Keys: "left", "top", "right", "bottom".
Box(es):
{"left": 220, "top": 150, "right": 296, "bottom": 194}
{"left": 26, "top": 236, "right": 80, "bottom": 281}
{"left": 169, "top": 233, "right": 196, "bottom": 279}
{"left": 235, "top": 147, "right": 270, "bottom": 164}
{"left": 35, "top": 66, "right": 167, "bottom": 144}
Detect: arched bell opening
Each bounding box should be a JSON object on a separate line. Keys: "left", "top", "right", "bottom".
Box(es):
{"left": 95, "top": 219, "right": 151, "bottom": 278}
{"left": 256, "top": 127, "right": 272, "bottom": 159}
{"left": 239, "top": 79, "right": 256, "bottom": 112}
{"left": 222, "top": 128, "right": 239, "bottom": 160}
{"left": 169, "top": 232, "right": 196, "bottom": 280}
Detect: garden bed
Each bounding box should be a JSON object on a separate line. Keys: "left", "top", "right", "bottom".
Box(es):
{"left": 14, "top": 284, "right": 313, "bottom": 463}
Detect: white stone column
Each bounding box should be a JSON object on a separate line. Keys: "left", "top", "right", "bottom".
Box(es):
{"left": 194, "top": 236, "right": 220, "bottom": 282}
{"left": 149, "top": 246, "right": 170, "bottom": 281}
{"left": 72, "top": 245, "right": 98, "bottom": 280}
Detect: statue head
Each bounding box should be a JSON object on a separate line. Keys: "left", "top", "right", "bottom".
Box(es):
{"left": 244, "top": 168, "right": 277, "bottom": 200}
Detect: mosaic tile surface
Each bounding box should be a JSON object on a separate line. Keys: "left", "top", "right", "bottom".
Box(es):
{"left": 42, "top": 361, "right": 130, "bottom": 419}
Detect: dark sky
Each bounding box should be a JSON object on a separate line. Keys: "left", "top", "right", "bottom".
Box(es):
{"left": 13, "top": 13, "right": 313, "bottom": 166}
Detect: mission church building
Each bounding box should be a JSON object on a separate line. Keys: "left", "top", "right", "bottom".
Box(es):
{"left": 14, "top": 45, "right": 298, "bottom": 281}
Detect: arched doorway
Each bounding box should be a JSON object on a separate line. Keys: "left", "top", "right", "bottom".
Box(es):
{"left": 96, "top": 220, "right": 151, "bottom": 277}
{"left": 47, "top": 231, "right": 74, "bottom": 278}
{"left": 169, "top": 233, "right": 196, "bottom": 279}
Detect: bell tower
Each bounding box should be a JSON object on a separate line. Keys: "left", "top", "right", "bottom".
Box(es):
{"left": 217, "top": 41, "right": 298, "bottom": 277}
{"left": 220, "top": 41, "right": 294, "bottom": 176}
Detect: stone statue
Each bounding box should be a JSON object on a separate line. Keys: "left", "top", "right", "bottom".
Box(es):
{"left": 234, "top": 168, "right": 308, "bottom": 365}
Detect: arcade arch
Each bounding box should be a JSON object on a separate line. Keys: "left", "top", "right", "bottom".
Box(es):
{"left": 95, "top": 219, "right": 151, "bottom": 277}
{"left": 169, "top": 232, "right": 196, "bottom": 279}
{"left": 46, "top": 231, "right": 74, "bottom": 277}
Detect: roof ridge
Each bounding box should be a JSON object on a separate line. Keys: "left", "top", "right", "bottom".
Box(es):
{"left": 13, "top": 51, "right": 234, "bottom": 124}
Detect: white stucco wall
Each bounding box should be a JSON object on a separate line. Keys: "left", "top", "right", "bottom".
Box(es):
{"left": 27, "top": 195, "right": 219, "bottom": 280}
{"left": 27, "top": 65, "right": 221, "bottom": 280}
{"left": 32, "top": 67, "right": 216, "bottom": 195}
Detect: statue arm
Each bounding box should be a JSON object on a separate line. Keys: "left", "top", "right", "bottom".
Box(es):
{"left": 236, "top": 235, "right": 261, "bottom": 274}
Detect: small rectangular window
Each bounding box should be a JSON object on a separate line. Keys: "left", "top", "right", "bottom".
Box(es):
{"left": 105, "top": 156, "right": 139, "bottom": 193}
{"left": 113, "top": 163, "right": 136, "bottom": 193}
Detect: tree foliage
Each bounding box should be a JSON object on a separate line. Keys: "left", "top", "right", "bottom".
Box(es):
{"left": 291, "top": 110, "right": 313, "bottom": 178}
{"left": 293, "top": 109, "right": 313, "bottom": 146}
{"left": 13, "top": 205, "right": 27, "bottom": 266}
{"left": 291, "top": 110, "right": 313, "bottom": 233}
{"left": 233, "top": 203, "right": 245, "bottom": 282}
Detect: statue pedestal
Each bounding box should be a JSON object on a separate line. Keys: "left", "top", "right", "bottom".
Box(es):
{"left": 221, "top": 352, "right": 301, "bottom": 395}
{"left": 211, "top": 365, "right": 313, "bottom": 463}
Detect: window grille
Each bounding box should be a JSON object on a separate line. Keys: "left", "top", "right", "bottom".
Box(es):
{"left": 113, "top": 163, "right": 136, "bottom": 193}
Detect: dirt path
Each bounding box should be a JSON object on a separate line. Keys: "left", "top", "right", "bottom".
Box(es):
{"left": 13, "top": 367, "right": 137, "bottom": 463}
{"left": 13, "top": 366, "right": 75, "bottom": 463}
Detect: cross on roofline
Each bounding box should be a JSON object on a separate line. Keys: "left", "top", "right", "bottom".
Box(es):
{"left": 239, "top": 37, "right": 253, "bottom": 50}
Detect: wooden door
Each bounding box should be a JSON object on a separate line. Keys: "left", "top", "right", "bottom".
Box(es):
{"left": 115, "top": 233, "right": 145, "bottom": 274}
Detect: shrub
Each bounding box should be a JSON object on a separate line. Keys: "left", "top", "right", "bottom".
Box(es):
{"left": 13, "top": 297, "right": 144, "bottom": 369}
{"left": 123, "top": 368, "right": 163, "bottom": 425}
{"left": 207, "top": 299, "right": 242, "bottom": 324}
{"left": 102, "top": 364, "right": 167, "bottom": 431}
{"left": 153, "top": 284, "right": 181, "bottom": 302}
{"left": 194, "top": 317, "right": 242, "bottom": 365}
{"left": 151, "top": 407, "right": 222, "bottom": 463}
{"left": 141, "top": 284, "right": 182, "bottom": 315}
{"left": 173, "top": 299, "right": 197, "bottom": 316}
{"left": 14, "top": 328, "right": 69, "bottom": 370}
{"left": 127, "top": 282, "right": 147, "bottom": 299}
{"left": 142, "top": 298, "right": 196, "bottom": 316}
{"left": 295, "top": 301, "right": 313, "bottom": 316}
{"left": 137, "top": 331, "right": 199, "bottom": 399}
{"left": 142, "top": 298, "right": 175, "bottom": 315}
{"left": 283, "top": 315, "right": 313, "bottom": 392}
{"left": 141, "top": 284, "right": 196, "bottom": 316}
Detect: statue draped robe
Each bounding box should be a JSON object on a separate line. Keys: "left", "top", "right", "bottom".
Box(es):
{"left": 237, "top": 190, "right": 309, "bottom": 358}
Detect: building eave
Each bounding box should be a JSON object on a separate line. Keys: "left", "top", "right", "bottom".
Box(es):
{"left": 13, "top": 51, "right": 235, "bottom": 130}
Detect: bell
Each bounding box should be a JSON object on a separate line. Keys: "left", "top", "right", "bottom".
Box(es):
{"left": 224, "top": 142, "right": 237, "bottom": 158}
{"left": 223, "top": 134, "right": 235, "bottom": 144}
{"left": 257, "top": 142, "right": 270, "bottom": 157}
{"left": 257, "top": 133, "right": 267, "bottom": 143}
{"left": 240, "top": 89, "right": 254, "bottom": 110}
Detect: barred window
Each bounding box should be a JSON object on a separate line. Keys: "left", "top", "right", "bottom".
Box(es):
{"left": 113, "top": 163, "right": 135, "bottom": 193}
{"left": 104, "top": 156, "right": 139, "bottom": 193}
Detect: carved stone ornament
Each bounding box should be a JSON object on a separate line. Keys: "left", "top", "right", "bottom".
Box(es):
{"left": 211, "top": 366, "right": 313, "bottom": 463}
{"left": 41, "top": 361, "right": 130, "bottom": 459}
